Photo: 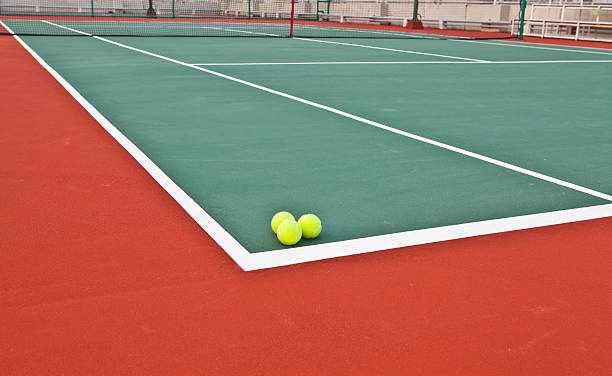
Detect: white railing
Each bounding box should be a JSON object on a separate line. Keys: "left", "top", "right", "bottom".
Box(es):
{"left": 306, "top": 12, "right": 512, "bottom": 30}
{"left": 529, "top": 3, "right": 612, "bottom": 22}
{"left": 526, "top": 0, "right": 612, "bottom": 5}
{"left": 515, "top": 3, "right": 612, "bottom": 41}
{"left": 512, "top": 18, "right": 612, "bottom": 41}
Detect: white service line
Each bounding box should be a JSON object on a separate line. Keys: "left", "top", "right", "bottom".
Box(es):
{"left": 293, "top": 37, "right": 489, "bottom": 62}
{"left": 14, "top": 20, "right": 612, "bottom": 271}
{"left": 192, "top": 61, "right": 458, "bottom": 66}
{"left": 191, "top": 59, "right": 612, "bottom": 66}
{"left": 295, "top": 24, "right": 437, "bottom": 39}
{"left": 455, "top": 39, "right": 612, "bottom": 55}
{"left": 199, "top": 25, "right": 280, "bottom": 37}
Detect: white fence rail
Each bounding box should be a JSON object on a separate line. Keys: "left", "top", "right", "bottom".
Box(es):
{"left": 513, "top": 18, "right": 612, "bottom": 40}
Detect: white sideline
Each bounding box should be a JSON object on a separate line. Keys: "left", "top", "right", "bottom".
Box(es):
{"left": 293, "top": 25, "right": 612, "bottom": 55}
{"left": 6, "top": 20, "right": 612, "bottom": 271}
{"left": 215, "top": 23, "right": 612, "bottom": 55}
{"left": 195, "top": 24, "right": 487, "bottom": 62}
{"left": 199, "top": 25, "right": 280, "bottom": 37}
{"left": 194, "top": 22, "right": 612, "bottom": 59}
{"left": 191, "top": 60, "right": 612, "bottom": 66}
{"left": 292, "top": 37, "right": 489, "bottom": 62}
{"left": 455, "top": 39, "right": 612, "bottom": 55}
{"left": 295, "top": 24, "right": 437, "bottom": 39}
{"left": 298, "top": 25, "right": 612, "bottom": 53}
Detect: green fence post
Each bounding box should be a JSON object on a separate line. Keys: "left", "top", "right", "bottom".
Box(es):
{"left": 248, "top": 0, "right": 251, "bottom": 19}
{"left": 172, "top": 0, "right": 175, "bottom": 17}
{"left": 519, "top": 0, "right": 527, "bottom": 40}
{"left": 90, "top": 0, "right": 94, "bottom": 17}
{"left": 412, "top": 0, "right": 419, "bottom": 22}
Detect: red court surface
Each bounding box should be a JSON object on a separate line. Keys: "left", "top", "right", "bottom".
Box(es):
{"left": 1, "top": 33, "right": 611, "bottom": 375}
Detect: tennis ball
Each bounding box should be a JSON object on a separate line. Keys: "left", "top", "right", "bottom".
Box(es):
{"left": 298, "top": 214, "right": 322, "bottom": 239}
{"left": 276, "top": 219, "right": 302, "bottom": 246}
{"left": 271, "top": 211, "right": 295, "bottom": 233}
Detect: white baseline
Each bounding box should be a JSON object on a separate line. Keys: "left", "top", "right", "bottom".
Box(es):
{"left": 191, "top": 60, "right": 612, "bottom": 66}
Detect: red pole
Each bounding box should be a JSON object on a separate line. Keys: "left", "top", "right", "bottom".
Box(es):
{"left": 290, "top": 0, "right": 295, "bottom": 37}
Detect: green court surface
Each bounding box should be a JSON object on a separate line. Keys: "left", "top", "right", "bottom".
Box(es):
{"left": 13, "top": 28, "right": 612, "bottom": 256}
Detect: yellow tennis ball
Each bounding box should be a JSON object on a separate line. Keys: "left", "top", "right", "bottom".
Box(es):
{"left": 298, "top": 214, "right": 322, "bottom": 239}
{"left": 276, "top": 219, "right": 302, "bottom": 246}
{"left": 271, "top": 211, "right": 295, "bottom": 233}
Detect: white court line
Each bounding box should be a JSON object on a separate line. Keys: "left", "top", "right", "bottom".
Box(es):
{"left": 294, "top": 24, "right": 437, "bottom": 39}
{"left": 199, "top": 25, "right": 280, "bottom": 37}
{"left": 503, "top": 39, "right": 612, "bottom": 52}
{"left": 293, "top": 37, "right": 490, "bottom": 62}
{"left": 206, "top": 23, "right": 612, "bottom": 55}
{"left": 455, "top": 39, "right": 612, "bottom": 55}
{"left": 12, "top": 20, "right": 612, "bottom": 271}
{"left": 296, "top": 24, "right": 612, "bottom": 55}
{"left": 203, "top": 22, "right": 432, "bottom": 39}
{"left": 191, "top": 60, "right": 612, "bottom": 66}
{"left": 190, "top": 23, "right": 611, "bottom": 59}
{"left": 249, "top": 204, "right": 612, "bottom": 270}
{"left": 196, "top": 25, "right": 486, "bottom": 62}
{"left": 295, "top": 25, "right": 612, "bottom": 54}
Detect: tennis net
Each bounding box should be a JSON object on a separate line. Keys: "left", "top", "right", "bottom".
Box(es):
{"left": 0, "top": 0, "right": 515, "bottom": 39}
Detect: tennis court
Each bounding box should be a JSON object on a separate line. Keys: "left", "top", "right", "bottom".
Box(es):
{"left": 2, "top": 17, "right": 612, "bottom": 270}
{"left": 2, "top": 3, "right": 612, "bottom": 373}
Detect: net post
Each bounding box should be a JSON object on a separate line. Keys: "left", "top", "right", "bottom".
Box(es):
{"left": 519, "top": 0, "right": 527, "bottom": 40}
{"left": 290, "top": 0, "right": 295, "bottom": 38}
{"left": 146, "top": 0, "right": 156, "bottom": 16}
